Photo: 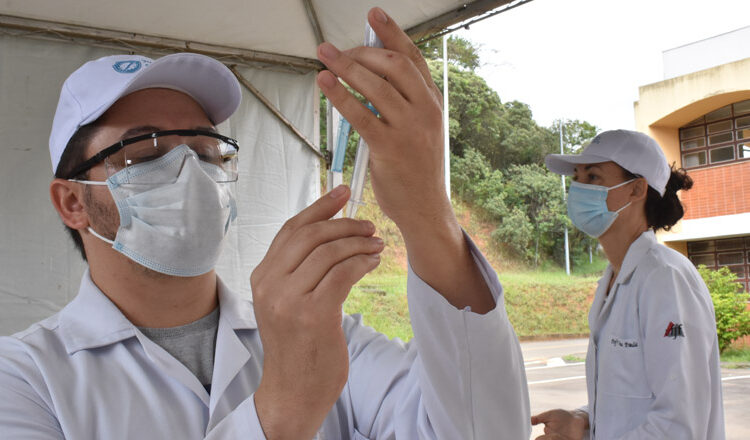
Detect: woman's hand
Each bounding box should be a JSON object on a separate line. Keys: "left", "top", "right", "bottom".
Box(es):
{"left": 531, "top": 409, "right": 589, "bottom": 440}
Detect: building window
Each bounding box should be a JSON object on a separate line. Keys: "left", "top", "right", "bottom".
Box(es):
{"left": 679, "top": 99, "right": 750, "bottom": 169}
{"left": 688, "top": 237, "right": 750, "bottom": 292}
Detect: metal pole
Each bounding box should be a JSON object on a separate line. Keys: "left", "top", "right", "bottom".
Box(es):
{"left": 326, "top": 99, "right": 334, "bottom": 191}
{"left": 560, "top": 120, "right": 570, "bottom": 276}
{"left": 230, "top": 66, "right": 323, "bottom": 159}
{"left": 443, "top": 34, "right": 451, "bottom": 199}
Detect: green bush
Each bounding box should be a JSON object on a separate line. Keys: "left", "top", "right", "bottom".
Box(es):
{"left": 492, "top": 207, "right": 533, "bottom": 261}
{"left": 698, "top": 265, "right": 750, "bottom": 353}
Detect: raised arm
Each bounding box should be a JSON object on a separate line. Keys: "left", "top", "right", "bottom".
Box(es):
{"left": 316, "top": 7, "right": 494, "bottom": 314}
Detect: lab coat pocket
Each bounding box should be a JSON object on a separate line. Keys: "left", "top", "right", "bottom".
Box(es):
{"left": 599, "top": 335, "right": 652, "bottom": 399}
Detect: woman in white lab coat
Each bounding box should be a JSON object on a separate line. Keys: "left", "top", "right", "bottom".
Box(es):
{"left": 531, "top": 129, "right": 725, "bottom": 440}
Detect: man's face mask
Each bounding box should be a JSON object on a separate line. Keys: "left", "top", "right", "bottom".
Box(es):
{"left": 75, "top": 145, "right": 237, "bottom": 276}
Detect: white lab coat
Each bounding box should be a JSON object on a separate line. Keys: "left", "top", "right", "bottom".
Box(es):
{"left": 0, "top": 235, "right": 530, "bottom": 439}
{"left": 581, "top": 230, "right": 724, "bottom": 439}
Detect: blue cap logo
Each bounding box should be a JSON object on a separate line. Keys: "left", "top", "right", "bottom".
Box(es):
{"left": 112, "top": 60, "right": 142, "bottom": 74}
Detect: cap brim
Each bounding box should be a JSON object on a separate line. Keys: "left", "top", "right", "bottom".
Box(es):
{"left": 545, "top": 153, "right": 613, "bottom": 175}
{"left": 83, "top": 53, "right": 241, "bottom": 126}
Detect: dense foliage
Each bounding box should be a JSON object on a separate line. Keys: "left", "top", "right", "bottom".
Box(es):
{"left": 318, "top": 34, "right": 601, "bottom": 268}
{"left": 698, "top": 265, "right": 750, "bottom": 353}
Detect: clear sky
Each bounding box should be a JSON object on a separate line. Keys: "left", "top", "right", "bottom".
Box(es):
{"left": 455, "top": 0, "right": 750, "bottom": 131}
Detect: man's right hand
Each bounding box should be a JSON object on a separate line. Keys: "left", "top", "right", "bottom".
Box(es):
{"left": 531, "top": 409, "right": 589, "bottom": 440}
{"left": 250, "top": 185, "right": 384, "bottom": 440}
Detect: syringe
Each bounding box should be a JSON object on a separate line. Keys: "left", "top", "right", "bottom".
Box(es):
{"left": 345, "top": 22, "right": 383, "bottom": 218}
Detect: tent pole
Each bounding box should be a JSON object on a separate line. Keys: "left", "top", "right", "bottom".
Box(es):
{"left": 302, "top": 0, "right": 326, "bottom": 45}
{"left": 0, "top": 14, "right": 322, "bottom": 73}
{"left": 407, "top": 0, "right": 515, "bottom": 40}
{"left": 442, "top": 34, "right": 451, "bottom": 199}
{"left": 230, "top": 66, "right": 324, "bottom": 160}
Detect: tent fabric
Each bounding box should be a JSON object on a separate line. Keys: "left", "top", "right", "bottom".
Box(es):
{"left": 0, "top": 34, "right": 319, "bottom": 336}
{"left": 0, "top": 0, "right": 473, "bottom": 59}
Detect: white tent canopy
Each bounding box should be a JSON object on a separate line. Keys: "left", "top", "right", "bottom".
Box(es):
{"left": 0, "top": 0, "right": 513, "bottom": 336}
{"left": 0, "top": 0, "right": 512, "bottom": 65}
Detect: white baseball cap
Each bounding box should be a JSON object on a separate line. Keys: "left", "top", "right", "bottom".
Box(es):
{"left": 49, "top": 53, "right": 242, "bottom": 174}
{"left": 545, "top": 129, "right": 671, "bottom": 196}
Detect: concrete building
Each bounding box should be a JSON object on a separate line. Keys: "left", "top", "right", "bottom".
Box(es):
{"left": 634, "top": 25, "right": 750, "bottom": 292}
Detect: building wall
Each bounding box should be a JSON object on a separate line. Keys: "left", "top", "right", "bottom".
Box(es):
{"left": 681, "top": 161, "right": 750, "bottom": 219}
{"left": 663, "top": 25, "right": 750, "bottom": 80}
{"left": 634, "top": 57, "right": 750, "bottom": 166}
{"left": 634, "top": 57, "right": 750, "bottom": 250}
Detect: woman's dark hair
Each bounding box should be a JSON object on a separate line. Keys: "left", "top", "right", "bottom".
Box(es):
{"left": 623, "top": 164, "right": 693, "bottom": 232}
{"left": 53, "top": 122, "right": 101, "bottom": 262}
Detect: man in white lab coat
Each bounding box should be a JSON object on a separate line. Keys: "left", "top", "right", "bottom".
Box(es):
{"left": 0, "top": 8, "right": 530, "bottom": 440}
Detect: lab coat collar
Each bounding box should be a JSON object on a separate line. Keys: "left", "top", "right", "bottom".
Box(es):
{"left": 216, "top": 276, "right": 257, "bottom": 331}
{"left": 59, "top": 269, "right": 257, "bottom": 355}
{"left": 612, "top": 230, "right": 657, "bottom": 287}
{"left": 59, "top": 269, "right": 137, "bottom": 355}
{"left": 590, "top": 230, "right": 657, "bottom": 340}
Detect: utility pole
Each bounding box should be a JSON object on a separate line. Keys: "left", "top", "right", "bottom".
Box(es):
{"left": 443, "top": 34, "right": 450, "bottom": 199}
{"left": 560, "top": 120, "right": 570, "bottom": 276}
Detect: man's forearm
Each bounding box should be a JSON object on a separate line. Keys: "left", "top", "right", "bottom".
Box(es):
{"left": 399, "top": 208, "right": 495, "bottom": 314}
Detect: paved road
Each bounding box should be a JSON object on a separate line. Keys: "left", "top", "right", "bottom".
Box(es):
{"left": 521, "top": 339, "right": 749, "bottom": 439}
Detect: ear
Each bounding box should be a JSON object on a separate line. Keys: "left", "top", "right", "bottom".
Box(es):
{"left": 50, "top": 179, "right": 89, "bottom": 230}
{"left": 630, "top": 178, "right": 649, "bottom": 203}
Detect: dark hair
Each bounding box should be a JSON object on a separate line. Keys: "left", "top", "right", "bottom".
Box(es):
{"left": 53, "top": 123, "right": 101, "bottom": 261}
{"left": 623, "top": 164, "right": 694, "bottom": 232}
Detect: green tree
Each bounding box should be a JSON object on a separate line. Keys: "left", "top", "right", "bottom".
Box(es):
{"left": 499, "top": 164, "right": 568, "bottom": 265}
{"left": 428, "top": 62, "right": 557, "bottom": 170}
{"left": 429, "top": 60, "right": 503, "bottom": 161}
{"left": 450, "top": 148, "right": 508, "bottom": 220}
{"left": 419, "top": 35, "right": 481, "bottom": 71}
{"left": 492, "top": 207, "right": 533, "bottom": 261}
{"left": 549, "top": 119, "right": 599, "bottom": 154}
{"left": 698, "top": 265, "right": 750, "bottom": 353}
{"left": 497, "top": 101, "right": 557, "bottom": 169}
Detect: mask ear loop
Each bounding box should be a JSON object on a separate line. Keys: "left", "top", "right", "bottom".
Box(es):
{"left": 606, "top": 178, "right": 637, "bottom": 192}
{"left": 87, "top": 227, "right": 115, "bottom": 245}
{"left": 607, "top": 178, "right": 637, "bottom": 213}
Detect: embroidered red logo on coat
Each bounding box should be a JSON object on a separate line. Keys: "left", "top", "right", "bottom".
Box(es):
{"left": 664, "top": 322, "right": 685, "bottom": 339}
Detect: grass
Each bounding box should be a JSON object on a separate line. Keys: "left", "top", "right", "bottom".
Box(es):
{"left": 346, "top": 268, "right": 598, "bottom": 342}
{"left": 721, "top": 346, "right": 750, "bottom": 367}
{"left": 345, "top": 272, "right": 411, "bottom": 341}
{"left": 562, "top": 354, "right": 586, "bottom": 363}
{"left": 340, "top": 184, "right": 602, "bottom": 342}
{"left": 499, "top": 270, "right": 597, "bottom": 338}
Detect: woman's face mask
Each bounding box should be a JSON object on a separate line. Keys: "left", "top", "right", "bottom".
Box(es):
{"left": 566, "top": 179, "right": 635, "bottom": 238}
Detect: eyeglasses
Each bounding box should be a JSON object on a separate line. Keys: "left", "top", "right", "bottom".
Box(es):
{"left": 66, "top": 129, "right": 240, "bottom": 182}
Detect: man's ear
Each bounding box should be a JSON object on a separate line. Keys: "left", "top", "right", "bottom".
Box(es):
{"left": 50, "top": 179, "right": 89, "bottom": 230}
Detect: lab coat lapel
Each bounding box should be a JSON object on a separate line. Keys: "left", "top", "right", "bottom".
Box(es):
{"left": 134, "top": 331, "right": 211, "bottom": 406}
{"left": 590, "top": 231, "right": 656, "bottom": 338}
{"left": 613, "top": 230, "right": 657, "bottom": 288}
{"left": 208, "top": 314, "right": 251, "bottom": 414}
{"left": 208, "top": 279, "right": 256, "bottom": 414}
{"left": 62, "top": 269, "right": 212, "bottom": 405}
{"left": 589, "top": 266, "right": 614, "bottom": 342}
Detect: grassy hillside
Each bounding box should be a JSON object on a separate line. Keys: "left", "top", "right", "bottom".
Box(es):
{"left": 342, "top": 181, "right": 604, "bottom": 341}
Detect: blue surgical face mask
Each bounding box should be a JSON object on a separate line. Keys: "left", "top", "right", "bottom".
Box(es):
{"left": 566, "top": 179, "right": 635, "bottom": 238}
